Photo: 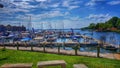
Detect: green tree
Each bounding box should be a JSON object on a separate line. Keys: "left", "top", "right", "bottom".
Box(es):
{"left": 116, "top": 19, "right": 120, "bottom": 29}
{"left": 88, "top": 23, "right": 96, "bottom": 29}
{"left": 85, "top": 16, "right": 120, "bottom": 31}
{"left": 107, "top": 17, "right": 119, "bottom": 27}
{"left": 95, "top": 23, "right": 105, "bottom": 30}
{"left": 99, "top": 23, "right": 105, "bottom": 29}
{"left": 105, "top": 23, "right": 112, "bottom": 29}
{"left": 95, "top": 23, "right": 99, "bottom": 29}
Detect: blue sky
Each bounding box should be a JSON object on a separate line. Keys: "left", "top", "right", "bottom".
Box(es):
{"left": 0, "top": 0, "right": 120, "bottom": 29}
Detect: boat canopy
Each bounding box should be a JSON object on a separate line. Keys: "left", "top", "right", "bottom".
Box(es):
{"left": 21, "top": 37, "right": 32, "bottom": 42}
{"left": 34, "top": 37, "right": 44, "bottom": 40}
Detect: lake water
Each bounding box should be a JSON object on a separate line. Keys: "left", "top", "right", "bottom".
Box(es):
{"left": 63, "top": 29, "right": 120, "bottom": 46}
{"left": 54, "top": 29, "right": 120, "bottom": 53}
{"left": 1, "top": 29, "right": 119, "bottom": 53}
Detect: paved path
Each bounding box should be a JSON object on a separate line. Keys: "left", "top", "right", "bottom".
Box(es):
{"left": 73, "top": 64, "right": 88, "bottom": 68}
{"left": 114, "top": 54, "right": 120, "bottom": 60}
{"left": 0, "top": 46, "right": 120, "bottom": 60}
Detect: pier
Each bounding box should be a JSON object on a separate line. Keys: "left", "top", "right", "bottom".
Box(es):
{"left": 0, "top": 33, "right": 119, "bottom": 49}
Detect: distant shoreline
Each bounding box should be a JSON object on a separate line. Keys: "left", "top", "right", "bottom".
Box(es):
{"left": 82, "top": 17, "right": 120, "bottom": 33}
{"left": 81, "top": 28, "right": 120, "bottom": 33}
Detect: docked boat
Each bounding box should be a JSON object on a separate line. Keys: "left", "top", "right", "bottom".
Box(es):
{"left": 71, "top": 36, "right": 79, "bottom": 42}
{"left": 46, "top": 34, "right": 57, "bottom": 42}
{"left": 34, "top": 36, "right": 44, "bottom": 42}
{"left": 104, "top": 46, "right": 118, "bottom": 51}
{"left": 21, "top": 37, "right": 32, "bottom": 42}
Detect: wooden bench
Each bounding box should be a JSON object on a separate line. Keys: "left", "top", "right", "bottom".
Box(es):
{"left": 73, "top": 64, "right": 88, "bottom": 68}
{"left": 37, "top": 60, "right": 66, "bottom": 68}
{"left": 1, "top": 63, "right": 33, "bottom": 68}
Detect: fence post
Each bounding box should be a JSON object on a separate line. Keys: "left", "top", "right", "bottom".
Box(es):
{"left": 57, "top": 43, "right": 60, "bottom": 54}
{"left": 72, "top": 43, "right": 80, "bottom": 56}
{"left": 17, "top": 42, "right": 19, "bottom": 50}
{"left": 43, "top": 42, "right": 46, "bottom": 53}
{"left": 3, "top": 44, "right": 6, "bottom": 51}
{"left": 50, "top": 41, "right": 53, "bottom": 48}
{"left": 31, "top": 43, "right": 33, "bottom": 51}
{"left": 118, "top": 44, "right": 120, "bottom": 53}
{"left": 63, "top": 42, "right": 65, "bottom": 50}
{"left": 3, "top": 38, "right": 6, "bottom": 50}
{"left": 97, "top": 45, "right": 100, "bottom": 57}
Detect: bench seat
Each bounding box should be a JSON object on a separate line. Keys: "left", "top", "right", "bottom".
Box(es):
{"left": 37, "top": 60, "right": 66, "bottom": 68}
{"left": 73, "top": 64, "right": 88, "bottom": 68}
{"left": 1, "top": 63, "right": 33, "bottom": 68}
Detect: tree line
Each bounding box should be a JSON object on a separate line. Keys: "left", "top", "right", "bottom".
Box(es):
{"left": 84, "top": 17, "right": 120, "bottom": 32}
{"left": 0, "top": 24, "right": 26, "bottom": 32}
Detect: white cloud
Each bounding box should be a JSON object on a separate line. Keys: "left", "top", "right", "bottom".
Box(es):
{"left": 0, "top": 0, "right": 80, "bottom": 16}
{"left": 0, "top": 20, "right": 28, "bottom": 26}
{"left": 38, "top": 2, "right": 49, "bottom": 9}
{"left": 85, "top": 0, "right": 105, "bottom": 6}
{"left": 21, "top": 11, "right": 72, "bottom": 29}
{"left": 87, "top": 14, "right": 110, "bottom": 19}
{"left": 107, "top": 1, "right": 120, "bottom": 5}
{"left": 1, "top": 7, "right": 29, "bottom": 13}
{"left": 62, "top": 0, "right": 69, "bottom": 7}
{"left": 64, "top": 12, "right": 70, "bottom": 15}
{"left": 85, "top": 1, "right": 96, "bottom": 6}
{"left": 24, "top": 10, "right": 67, "bottom": 21}
{"left": 62, "top": 0, "right": 80, "bottom": 10}
{"left": 50, "top": 3, "right": 60, "bottom": 8}
{"left": 87, "top": 14, "right": 112, "bottom": 22}
{"left": 68, "top": 16, "right": 80, "bottom": 21}
{"left": 36, "top": 0, "right": 47, "bottom": 2}
{"left": 62, "top": 17, "right": 85, "bottom": 29}
{"left": 11, "top": 0, "right": 46, "bottom": 2}
{"left": 72, "top": 1, "right": 82, "bottom": 5}
{"left": 23, "top": 0, "right": 31, "bottom": 1}
{"left": 11, "top": 1, "right": 37, "bottom": 9}
{"left": 0, "top": 0, "right": 36, "bottom": 14}
{"left": 12, "top": 8, "right": 29, "bottom": 12}
{"left": 68, "top": 5, "right": 79, "bottom": 10}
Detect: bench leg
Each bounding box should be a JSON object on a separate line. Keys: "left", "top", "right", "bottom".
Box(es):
{"left": 61, "top": 64, "right": 66, "bottom": 68}
{"left": 38, "top": 66, "right": 44, "bottom": 68}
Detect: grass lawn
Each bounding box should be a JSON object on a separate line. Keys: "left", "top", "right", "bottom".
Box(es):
{"left": 0, "top": 49, "right": 120, "bottom": 68}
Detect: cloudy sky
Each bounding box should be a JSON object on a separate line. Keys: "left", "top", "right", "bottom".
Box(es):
{"left": 0, "top": 0, "right": 120, "bottom": 29}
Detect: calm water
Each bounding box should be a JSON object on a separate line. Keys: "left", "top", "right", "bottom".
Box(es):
{"left": 1, "top": 29, "right": 119, "bottom": 53}
{"left": 63, "top": 29, "right": 120, "bottom": 46}
{"left": 55, "top": 29, "right": 120, "bottom": 53}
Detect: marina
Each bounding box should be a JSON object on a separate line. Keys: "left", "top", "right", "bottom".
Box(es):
{"left": 0, "top": 0, "right": 120, "bottom": 68}
{"left": 0, "top": 29, "right": 120, "bottom": 54}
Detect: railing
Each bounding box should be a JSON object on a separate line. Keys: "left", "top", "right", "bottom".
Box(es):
{"left": 0, "top": 42, "right": 120, "bottom": 60}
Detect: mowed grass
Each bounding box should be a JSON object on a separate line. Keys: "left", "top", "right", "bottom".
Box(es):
{"left": 0, "top": 49, "right": 120, "bottom": 68}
